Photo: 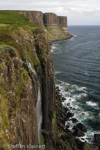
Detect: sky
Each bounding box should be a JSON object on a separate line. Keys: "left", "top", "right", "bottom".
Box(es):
{"left": 0, "top": 0, "right": 100, "bottom": 25}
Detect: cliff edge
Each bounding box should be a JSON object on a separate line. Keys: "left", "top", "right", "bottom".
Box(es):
{"left": 19, "top": 11, "right": 72, "bottom": 42}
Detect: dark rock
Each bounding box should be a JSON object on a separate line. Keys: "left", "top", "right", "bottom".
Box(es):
{"left": 66, "top": 125, "right": 69, "bottom": 129}
{"left": 73, "top": 126, "right": 85, "bottom": 137}
{"left": 62, "top": 97, "right": 66, "bottom": 101}
{"left": 94, "top": 134, "right": 100, "bottom": 146}
{"left": 66, "top": 112, "right": 74, "bottom": 118}
{"left": 71, "top": 118, "right": 78, "bottom": 123}
{"left": 77, "top": 123, "right": 87, "bottom": 132}
{"left": 81, "top": 142, "right": 99, "bottom": 150}
{"left": 76, "top": 138, "right": 84, "bottom": 150}
{"left": 56, "top": 139, "right": 72, "bottom": 150}
{"left": 55, "top": 80, "right": 99, "bottom": 150}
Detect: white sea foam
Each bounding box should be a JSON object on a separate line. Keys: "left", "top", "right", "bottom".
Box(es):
{"left": 69, "top": 34, "right": 76, "bottom": 41}
{"left": 72, "top": 34, "right": 76, "bottom": 37}
{"left": 73, "top": 94, "right": 82, "bottom": 99}
{"left": 55, "top": 71, "right": 61, "bottom": 75}
{"left": 56, "top": 79, "right": 70, "bottom": 86}
{"left": 86, "top": 101, "right": 98, "bottom": 107}
{"left": 85, "top": 72, "right": 90, "bottom": 76}
{"left": 77, "top": 130, "right": 100, "bottom": 143}
{"left": 62, "top": 97, "right": 76, "bottom": 107}
{"left": 65, "top": 119, "right": 77, "bottom": 131}
{"left": 71, "top": 85, "right": 87, "bottom": 93}
{"left": 51, "top": 44, "right": 62, "bottom": 54}
{"left": 71, "top": 85, "right": 77, "bottom": 88}
{"left": 77, "top": 86, "right": 87, "bottom": 92}
{"left": 51, "top": 48, "right": 62, "bottom": 54}
{"left": 51, "top": 45, "right": 56, "bottom": 49}
{"left": 56, "top": 79, "right": 100, "bottom": 143}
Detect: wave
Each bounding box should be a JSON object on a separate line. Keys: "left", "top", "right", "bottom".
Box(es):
{"left": 56, "top": 79, "right": 100, "bottom": 143}
{"left": 86, "top": 101, "right": 98, "bottom": 107}
{"left": 69, "top": 34, "right": 76, "bottom": 41}
{"left": 85, "top": 72, "right": 90, "bottom": 76}
{"left": 51, "top": 47, "right": 62, "bottom": 54}
{"left": 55, "top": 71, "right": 61, "bottom": 75}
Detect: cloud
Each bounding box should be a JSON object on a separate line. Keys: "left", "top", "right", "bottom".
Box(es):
{"left": 0, "top": 0, "right": 100, "bottom": 25}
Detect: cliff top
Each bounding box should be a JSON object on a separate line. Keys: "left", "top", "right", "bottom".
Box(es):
{"left": 0, "top": 10, "right": 37, "bottom": 27}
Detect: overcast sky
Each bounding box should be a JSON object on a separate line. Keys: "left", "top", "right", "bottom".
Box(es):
{"left": 0, "top": 0, "right": 100, "bottom": 25}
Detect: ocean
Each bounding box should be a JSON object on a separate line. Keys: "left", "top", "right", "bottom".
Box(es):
{"left": 50, "top": 26, "right": 100, "bottom": 142}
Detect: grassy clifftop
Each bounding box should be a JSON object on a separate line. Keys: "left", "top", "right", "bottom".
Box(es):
{"left": 0, "top": 11, "right": 40, "bottom": 68}
{"left": 0, "top": 10, "right": 37, "bottom": 26}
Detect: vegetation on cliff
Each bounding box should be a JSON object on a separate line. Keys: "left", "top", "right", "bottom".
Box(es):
{"left": 0, "top": 10, "right": 55, "bottom": 149}
{"left": 0, "top": 10, "right": 37, "bottom": 27}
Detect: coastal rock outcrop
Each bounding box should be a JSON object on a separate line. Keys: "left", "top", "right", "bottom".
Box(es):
{"left": 19, "top": 11, "right": 72, "bottom": 41}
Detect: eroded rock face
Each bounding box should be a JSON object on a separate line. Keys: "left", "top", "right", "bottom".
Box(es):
{"left": 43, "top": 13, "right": 58, "bottom": 26}
{"left": 43, "top": 13, "right": 67, "bottom": 28}
{"left": 19, "top": 11, "right": 44, "bottom": 27}
{"left": 0, "top": 45, "right": 39, "bottom": 148}
{"left": 58, "top": 16, "right": 67, "bottom": 27}
{"left": 19, "top": 11, "right": 67, "bottom": 29}
{"left": 19, "top": 11, "right": 71, "bottom": 41}
{"left": 33, "top": 29, "right": 56, "bottom": 149}
{"left": 0, "top": 25, "right": 55, "bottom": 149}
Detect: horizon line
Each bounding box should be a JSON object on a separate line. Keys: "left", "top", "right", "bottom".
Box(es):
{"left": 68, "top": 25, "right": 100, "bottom": 26}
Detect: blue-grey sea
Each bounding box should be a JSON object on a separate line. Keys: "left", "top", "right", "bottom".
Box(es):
{"left": 51, "top": 26, "right": 100, "bottom": 142}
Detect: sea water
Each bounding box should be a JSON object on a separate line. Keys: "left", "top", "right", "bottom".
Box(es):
{"left": 51, "top": 26, "right": 100, "bottom": 142}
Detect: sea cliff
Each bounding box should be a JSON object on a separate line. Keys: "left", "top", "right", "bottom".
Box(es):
{"left": 19, "top": 10, "right": 72, "bottom": 41}
{"left": 0, "top": 10, "right": 55, "bottom": 150}
{"left": 0, "top": 10, "right": 99, "bottom": 150}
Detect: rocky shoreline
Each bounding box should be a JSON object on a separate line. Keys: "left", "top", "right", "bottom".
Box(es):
{"left": 55, "top": 86, "right": 100, "bottom": 150}
{"left": 49, "top": 34, "right": 73, "bottom": 44}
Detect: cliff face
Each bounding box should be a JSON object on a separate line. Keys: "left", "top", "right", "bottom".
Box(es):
{"left": 0, "top": 45, "right": 38, "bottom": 147}
{"left": 19, "top": 11, "right": 44, "bottom": 27}
{"left": 19, "top": 11, "right": 72, "bottom": 41}
{"left": 43, "top": 13, "right": 67, "bottom": 28}
{"left": 43, "top": 13, "right": 58, "bottom": 26}
{"left": 58, "top": 16, "right": 67, "bottom": 28}
{"left": 0, "top": 11, "right": 55, "bottom": 149}
{"left": 43, "top": 13, "right": 70, "bottom": 41}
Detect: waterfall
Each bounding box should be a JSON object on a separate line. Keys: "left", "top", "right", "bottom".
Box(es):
{"left": 26, "top": 62, "right": 37, "bottom": 76}
{"left": 36, "top": 82, "right": 42, "bottom": 145}
{"left": 26, "top": 62, "right": 42, "bottom": 145}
